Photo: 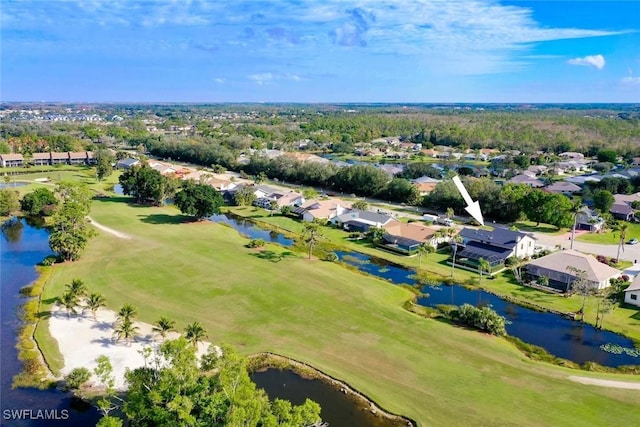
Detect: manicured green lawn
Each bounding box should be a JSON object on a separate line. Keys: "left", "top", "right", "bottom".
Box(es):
{"left": 224, "top": 207, "right": 640, "bottom": 342}
{"left": 512, "top": 220, "right": 566, "bottom": 235}
{"left": 577, "top": 223, "right": 640, "bottom": 245}
{"left": 38, "top": 198, "right": 640, "bottom": 426}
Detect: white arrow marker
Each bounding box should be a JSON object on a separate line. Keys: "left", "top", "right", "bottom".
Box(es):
{"left": 452, "top": 175, "right": 485, "bottom": 226}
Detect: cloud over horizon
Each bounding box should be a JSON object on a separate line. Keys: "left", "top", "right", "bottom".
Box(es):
{"left": 567, "top": 54, "right": 606, "bottom": 70}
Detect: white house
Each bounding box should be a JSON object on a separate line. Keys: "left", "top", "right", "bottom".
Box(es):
{"left": 624, "top": 276, "right": 640, "bottom": 307}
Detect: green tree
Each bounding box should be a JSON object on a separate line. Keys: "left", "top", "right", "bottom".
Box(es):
{"left": 352, "top": 199, "right": 369, "bottom": 210}
{"left": 567, "top": 267, "right": 591, "bottom": 322}
{"left": 113, "top": 318, "right": 139, "bottom": 345}
{"left": 597, "top": 149, "right": 618, "bottom": 163}
{"left": 20, "top": 188, "right": 58, "bottom": 216}
{"left": 94, "top": 355, "right": 119, "bottom": 418}
{"left": 478, "top": 258, "right": 490, "bottom": 284}
{"left": 60, "top": 290, "right": 80, "bottom": 318}
{"left": 117, "top": 303, "right": 138, "bottom": 324}
{"left": 184, "top": 321, "right": 207, "bottom": 347}
{"left": 0, "top": 188, "right": 20, "bottom": 216}
{"left": 119, "top": 165, "right": 169, "bottom": 205}
{"left": 233, "top": 186, "right": 257, "bottom": 206}
{"left": 174, "top": 181, "right": 223, "bottom": 220}
{"left": 49, "top": 182, "right": 94, "bottom": 261}
{"left": 418, "top": 243, "right": 435, "bottom": 268}
{"left": 152, "top": 316, "right": 177, "bottom": 341}
{"left": 593, "top": 189, "right": 615, "bottom": 214}
{"left": 302, "top": 221, "right": 323, "bottom": 259}
{"left": 96, "top": 416, "right": 123, "bottom": 427}
{"left": 64, "top": 367, "right": 91, "bottom": 391}
{"left": 95, "top": 149, "right": 116, "bottom": 181}
{"left": 84, "top": 292, "right": 106, "bottom": 321}
{"left": 613, "top": 222, "right": 629, "bottom": 262}
{"left": 65, "top": 278, "right": 88, "bottom": 298}
{"left": 302, "top": 188, "right": 318, "bottom": 199}
{"left": 380, "top": 178, "right": 420, "bottom": 204}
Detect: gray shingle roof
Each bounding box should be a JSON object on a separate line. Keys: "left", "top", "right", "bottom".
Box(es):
{"left": 459, "top": 227, "right": 529, "bottom": 249}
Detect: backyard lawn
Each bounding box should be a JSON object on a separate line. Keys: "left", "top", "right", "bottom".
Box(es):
{"left": 577, "top": 223, "right": 640, "bottom": 245}
{"left": 36, "top": 197, "right": 640, "bottom": 426}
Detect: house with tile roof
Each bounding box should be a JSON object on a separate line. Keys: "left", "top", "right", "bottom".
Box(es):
{"left": 525, "top": 249, "right": 621, "bottom": 292}
{"left": 381, "top": 221, "right": 442, "bottom": 254}
{"left": 292, "top": 199, "right": 352, "bottom": 222}
{"left": 544, "top": 181, "right": 581, "bottom": 195}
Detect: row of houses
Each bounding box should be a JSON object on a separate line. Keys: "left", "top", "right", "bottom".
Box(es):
{"left": 0, "top": 152, "right": 96, "bottom": 167}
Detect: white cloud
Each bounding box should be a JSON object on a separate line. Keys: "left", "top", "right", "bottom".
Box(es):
{"left": 567, "top": 54, "right": 606, "bottom": 70}
{"left": 622, "top": 76, "right": 640, "bottom": 85}
{"left": 214, "top": 77, "right": 225, "bottom": 84}
{"left": 248, "top": 73, "right": 274, "bottom": 85}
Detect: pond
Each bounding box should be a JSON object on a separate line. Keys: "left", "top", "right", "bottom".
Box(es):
{"left": 334, "top": 251, "right": 639, "bottom": 368}
{"left": 251, "top": 369, "right": 406, "bottom": 427}
{"left": 209, "top": 214, "right": 295, "bottom": 247}
{"left": 0, "top": 182, "right": 28, "bottom": 189}
{"left": 0, "top": 218, "right": 100, "bottom": 426}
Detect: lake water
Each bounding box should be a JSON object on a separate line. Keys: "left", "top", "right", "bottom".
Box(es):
{"left": 251, "top": 369, "right": 407, "bottom": 427}
{"left": 209, "top": 214, "right": 295, "bottom": 246}
{"left": 334, "top": 251, "right": 639, "bottom": 368}
{"left": 0, "top": 218, "right": 100, "bottom": 426}
{"left": 0, "top": 182, "right": 28, "bottom": 189}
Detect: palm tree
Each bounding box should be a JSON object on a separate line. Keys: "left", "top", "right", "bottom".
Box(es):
{"left": 184, "top": 321, "right": 208, "bottom": 347}
{"left": 117, "top": 303, "right": 138, "bottom": 323}
{"left": 84, "top": 292, "right": 106, "bottom": 320}
{"left": 113, "top": 318, "right": 139, "bottom": 345}
{"left": 478, "top": 258, "right": 490, "bottom": 284}
{"left": 418, "top": 243, "right": 435, "bottom": 268}
{"left": 614, "top": 222, "right": 628, "bottom": 262}
{"left": 65, "top": 278, "right": 87, "bottom": 298}
{"left": 152, "top": 317, "right": 176, "bottom": 341}
{"left": 569, "top": 200, "right": 583, "bottom": 250}
{"left": 60, "top": 291, "right": 79, "bottom": 317}
{"left": 450, "top": 235, "right": 463, "bottom": 278}
{"left": 302, "top": 221, "right": 323, "bottom": 259}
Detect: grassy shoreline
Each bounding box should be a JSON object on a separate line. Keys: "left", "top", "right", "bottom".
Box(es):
{"left": 224, "top": 206, "right": 640, "bottom": 343}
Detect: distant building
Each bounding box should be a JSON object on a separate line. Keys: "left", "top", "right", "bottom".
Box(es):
{"left": 0, "top": 153, "right": 24, "bottom": 168}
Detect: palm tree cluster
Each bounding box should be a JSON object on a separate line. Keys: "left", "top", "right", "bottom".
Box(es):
{"left": 59, "top": 279, "right": 106, "bottom": 320}
{"left": 183, "top": 321, "right": 208, "bottom": 347}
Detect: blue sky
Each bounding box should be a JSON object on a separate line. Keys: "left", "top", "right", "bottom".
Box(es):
{"left": 2, "top": 0, "right": 639, "bottom": 103}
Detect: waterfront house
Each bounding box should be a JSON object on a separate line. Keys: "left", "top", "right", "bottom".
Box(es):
{"left": 333, "top": 210, "right": 395, "bottom": 232}
{"left": 525, "top": 250, "right": 621, "bottom": 292}
{"left": 455, "top": 227, "right": 536, "bottom": 271}
{"left": 380, "top": 222, "right": 441, "bottom": 254}
{"left": 32, "top": 152, "right": 51, "bottom": 166}
{"left": 624, "top": 276, "right": 640, "bottom": 307}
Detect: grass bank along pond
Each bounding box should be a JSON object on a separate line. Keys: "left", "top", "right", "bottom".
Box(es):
{"left": 0, "top": 218, "right": 100, "bottom": 426}
{"left": 208, "top": 213, "right": 639, "bottom": 368}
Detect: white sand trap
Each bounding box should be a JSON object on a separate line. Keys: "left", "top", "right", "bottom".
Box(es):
{"left": 88, "top": 217, "right": 131, "bottom": 240}
{"left": 568, "top": 375, "right": 640, "bottom": 390}
{"left": 48, "top": 305, "right": 211, "bottom": 389}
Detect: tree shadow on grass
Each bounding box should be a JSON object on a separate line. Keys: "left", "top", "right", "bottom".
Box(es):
{"left": 92, "top": 196, "right": 132, "bottom": 205}
{"left": 250, "top": 250, "right": 298, "bottom": 262}
{"left": 139, "top": 214, "right": 193, "bottom": 225}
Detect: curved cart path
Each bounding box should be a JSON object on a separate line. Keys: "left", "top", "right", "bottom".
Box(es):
{"left": 88, "top": 216, "right": 131, "bottom": 239}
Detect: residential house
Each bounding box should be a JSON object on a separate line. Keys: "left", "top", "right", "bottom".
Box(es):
{"left": 609, "top": 193, "right": 640, "bottom": 221}
{"left": 283, "top": 152, "right": 330, "bottom": 164}
{"left": 116, "top": 158, "right": 140, "bottom": 169}
{"left": 32, "top": 152, "right": 51, "bottom": 166}
{"left": 508, "top": 174, "right": 545, "bottom": 187}
{"left": 544, "top": 181, "right": 581, "bottom": 196}
{"left": 0, "top": 153, "right": 24, "bottom": 167}
{"left": 376, "top": 164, "right": 404, "bottom": 176}
{"left": 50, "top": 152, "right": 69, "bottom": 165}
{"left": 566, "top": 175, "right": 602, "bottom": 186}
{"left": 575, "top": 207, "right": 604, "bottom": 232}
{"left": 147, "top": 160, "right": 177, "bottom": 175}
{"left": 68, "top": 151, "right": 89, "bottom": 165}
{"left": 624, "top": 276, "right": 640, "bottom": 307}
{"left": 455, "top": 227, "right": 536, "bottom": 271}
{"left": 86, "top": 151, "right": 96, "bottom": 165}
{"left": 559, "top": 152, "right": 585, "bottom": 160}
{"left": 411, "top": 176, "right": 441, "bottom": 195}
{"left": 250, "top": 185, "right": 305, "bottom": 209}
{"left": 380, "top": 221, "right": 442, "bottom": 254}
{"left": 293, "top": 199, "right": 351, "bottom": 222}
{"left": 526, "top": 165, "right": 548, "bottom": 176}
{"left": 525, "top": 249, "right": 621, "bottom": 292}
{"left": 333, "top": 210, "right": 395, "bottom": 232}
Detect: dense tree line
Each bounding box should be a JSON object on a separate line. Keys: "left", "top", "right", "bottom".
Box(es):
{"left": 423, "top": 178, "right": 578, "bottom": 227}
